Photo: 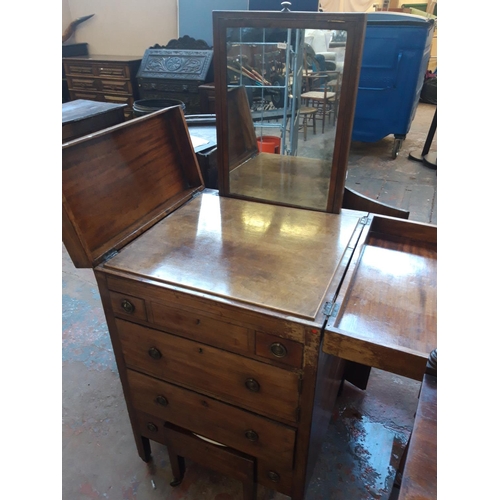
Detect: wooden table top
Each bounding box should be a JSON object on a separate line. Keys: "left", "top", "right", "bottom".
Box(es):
{"left": 229, "top": 153, "right": 333, "bottom": 211}
{"left": 62, "top": 99, "right": 127, "bottom": 125}
{"left": 105, "top": 191, "right": 365, "bottom": 320}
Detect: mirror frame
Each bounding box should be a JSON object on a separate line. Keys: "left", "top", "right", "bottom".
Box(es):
{"left": 212, "top": 9, "right": 367, "bottom": 213}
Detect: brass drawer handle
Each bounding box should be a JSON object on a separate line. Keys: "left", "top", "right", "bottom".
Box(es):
{"left": 267, "top": 471, "right": 280, "bottom": 482}
{"left": 270, "top": 342, "right": 287, "bottom": 358}
{"left": 121, "top": 299, "right": 135, "bottom": 314}
{"left": 245, "top": 378, "right": 260, "bottom": 392}
{"left": 147, "top": 422, "right": 158, "bottom": 433}
{"left": 154, "top": 395, "right": 168, "bottom": 407}
{"left": 148, "top": 347, "right": 162, "bottom": 360}
{"left": 245, "top": 429, "right": 259, "bottom": 442}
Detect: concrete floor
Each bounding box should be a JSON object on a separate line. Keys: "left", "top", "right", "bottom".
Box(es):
{"left": 62, "top": 101, "right": 437, "bottom": 500}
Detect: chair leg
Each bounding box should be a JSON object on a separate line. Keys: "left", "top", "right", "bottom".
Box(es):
{"left": 303, "top": 114, "right": 308, "bottom": 141}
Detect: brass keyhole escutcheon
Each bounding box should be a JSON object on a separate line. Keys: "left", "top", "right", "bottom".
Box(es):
{"left": 154, "top": 395, "right": 168, "bottom": 407}
{"left": 245, "top": 429, "right": 259, "bottom": 442}
{"left": 270, "top": 342, "right": 287, "bottom": 358}
{"left": 245, "top": 378, "right": 260, "bottom": 392}
{"left": 267, "top": 471, "right": 280, "bottom": 482}
{"left": 121, "top": 299, "right": 135, "bottom": 314}
{"left": 147, "top": 422, "right": 158, "bottom": 433}
{"left": 148, "top": 347, "right": 162, "bottom": 360}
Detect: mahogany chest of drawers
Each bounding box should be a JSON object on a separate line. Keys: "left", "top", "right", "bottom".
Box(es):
{"left": 63, "top": 55, "right": 141, "bottom": 117}
{"left": 62, "top": 106, "right": 437, "bottom": 499}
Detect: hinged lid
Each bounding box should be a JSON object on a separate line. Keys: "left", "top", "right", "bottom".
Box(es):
{"left": 137, "top": 48, "right": 214, "bottom": 82}
{"left": 62, "top": 106, "right": 204, "bottom": 268}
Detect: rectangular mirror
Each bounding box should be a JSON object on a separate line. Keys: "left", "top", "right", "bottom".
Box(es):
{"left": 213, "top": 10, "right": 367, "bottom": 213}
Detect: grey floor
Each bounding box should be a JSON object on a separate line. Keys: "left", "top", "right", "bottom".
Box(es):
{"left": 62, "top": 101, "right": 437, "bottom": 500}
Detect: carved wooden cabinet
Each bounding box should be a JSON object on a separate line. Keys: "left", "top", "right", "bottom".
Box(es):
{"left": 62, "top": 10, "right": 436, "bottom": 500}
{"left": 63, "top": 55, "right": 141, "bottom": 117}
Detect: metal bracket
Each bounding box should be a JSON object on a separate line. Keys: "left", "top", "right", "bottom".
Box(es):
{"left": 101, "top": 249, "right": 118, "bottom": 263}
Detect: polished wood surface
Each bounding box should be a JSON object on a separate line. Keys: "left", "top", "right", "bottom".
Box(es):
{"left": 229, "top": 152, "right": 332, "bottom": 211}
{"left": 105, "top": 191, "right": 363, "bottom": 320}
{"left": 62, "top": 99, "right": 126, "bottom": 142}
{"left": 399, "top": 373, "right": 437, "bottom": 499}
{"left": 62, "top": 106, "right": 204, "bottom": 268}
{"left": 323, "top": 215, "right": 437, "bottom": 380}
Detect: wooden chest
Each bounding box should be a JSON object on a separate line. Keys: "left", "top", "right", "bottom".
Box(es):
{"left": 63, "top": 55, "right": 141, "bottom": 117}
{"left": 136, "top": 43, "right": 214, "bottom": 115}
{"left": 62, "top": 105, "right": 436, "bottom": 499}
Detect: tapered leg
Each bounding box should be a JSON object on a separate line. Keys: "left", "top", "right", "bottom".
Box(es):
{"left": 137, "top": 436, "right": 152, "bottom": 463}
{"left": 167, "top": 448, "right": 186, "bottom": 487}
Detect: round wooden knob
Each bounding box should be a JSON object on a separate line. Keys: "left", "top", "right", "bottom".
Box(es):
{"left": 147, "top": 422, "right": 158, "bottom": 433}
{"left": 267, "top": 471, "right": 280, "bottom": 482}
{"left": 270, "top": 342, "right": 287, "bottom": 358}
{"left": 121, "top": 299, "right": 135, "bottom": 314}
{"left": 245, "top": 429, "right": 259, "bottom": 442}
{"left": 148, "top": 347, "right": 162, "bottom": 360}
{"left": 154, "top": 395, "right": 168, "bottom": 407}
{"left": 245, "top": 378, "right": 260, "bottom": 392}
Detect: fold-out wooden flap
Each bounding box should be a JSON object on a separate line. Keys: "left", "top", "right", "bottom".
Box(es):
{"left": 227, "top": 86, "right": 258, "bottom": 171}
{"left": 322, "top": 215, "right": 437, "bottom": 380}
{"left": 62, "top": 106, "right": 204, "bottom": 268}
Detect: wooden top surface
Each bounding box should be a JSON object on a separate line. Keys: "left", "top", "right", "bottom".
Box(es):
{"left": 229, "top": 153, "right": 332, "bottom": 211}
{"left": 105, "top": 191, "right": 364, "bottom": 320}
{"left": 62, "top": 100, "right": 127, "bottom": 125}
{"left": 62, "top": 54, "right": 142, "bottom": 62}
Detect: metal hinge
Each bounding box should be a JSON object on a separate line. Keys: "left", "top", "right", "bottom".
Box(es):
{"left": 323, "top": 301, "right": 340, "bottom": 319}
{"left": 192, "top": 190, "right": 202, "bottom": 199}
{"left": 102, "top": 248, "right": 118, "bottom": 263}
{"left": 360, "top": 215, "right": 370, "bottom": 225}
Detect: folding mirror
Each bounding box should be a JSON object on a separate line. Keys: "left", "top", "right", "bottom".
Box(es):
{"left": 213, "top": 9, "right": 366, "bottom": 213}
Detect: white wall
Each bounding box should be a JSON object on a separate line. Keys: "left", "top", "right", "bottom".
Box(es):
{"left": 62, "top": 0, "right": 178, "bottom": 57}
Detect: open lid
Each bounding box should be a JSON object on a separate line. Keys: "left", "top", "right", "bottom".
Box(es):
{"left": 62, "top": 106, "right": 204, "bottom": 268}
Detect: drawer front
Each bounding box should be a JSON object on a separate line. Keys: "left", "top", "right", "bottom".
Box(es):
{"left": 102, "top": 94, "right": 134, "bottom": 107}
{"left": 101, "top": 79, "right": 133, "bottom": 94}
{"left": 65, "top": 63, "right": 94, "bottom": 76}
{"left": 151, "top": 302, "right": 251, "bottom": 355}
{"left": 117, "top": 319, "right": 299, "bottom": 423}
{"left": 96, "top": 64, "right": 129, "bottom": 79}
{"left": 127, "top": 369, "right": 296, "bottom": 469}
{"left": 255, "top": 331, "right": 303, "bottom": 368}
{"left": 135, "top": 411, "right": 168, "bottom": 444}
{"left": 110, "top": 291, "right": 147, "bottom": 321}
{"left": 257, "top": 461, "right": 293, "bottom": 497}
{"left": 67, "top": 77, "right": 101, "bottom": 92}
{"left": 164, "top": 423, "right": 255, "bottom": 485}
{"left": 69, "top": 90, "right": 103, "bottom": 102}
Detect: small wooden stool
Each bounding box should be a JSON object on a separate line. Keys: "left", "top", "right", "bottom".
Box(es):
{"left": 299, "top": 107, "right": 317, "bottom": 141}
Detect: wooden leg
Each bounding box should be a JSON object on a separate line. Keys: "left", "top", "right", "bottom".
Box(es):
{"left": 167, "top": 448, "right": 186, "bottom": 487}
{"left": 312, "top": 113, "right": 316, "bottom": 135}
{"left": 137, "top": 436, "right": 152, "bottom": 463}
{"left": 303, "top": 114, "right": 308, "bottom": 141}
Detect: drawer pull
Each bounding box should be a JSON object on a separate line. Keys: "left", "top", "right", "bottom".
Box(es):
{"left": 270, "top": 342, "right": 287, "bottom": 358}
{"left": 154, "top": 395, "right": 168, "bottom": 407}
{"left": 121, "top": 299, "right": 135, "bottom": 314}
{"left": 147, "top": 422, "right": 158, "bottom": 433}
{"left": 244, "top": 429, "right": 259, "bottom": 442}
{"left": 267, "top": 471, "right": 280, "bottom": 482}
{"left": 148, "top": 347, "right": 162, "bottom": 360}
{"left": 245, "top": 378, "right": 260, "bottom": 393}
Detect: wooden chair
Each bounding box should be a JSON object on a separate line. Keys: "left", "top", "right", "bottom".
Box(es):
{"left": 301, "top": 70, "right": 341, "bottom": 133}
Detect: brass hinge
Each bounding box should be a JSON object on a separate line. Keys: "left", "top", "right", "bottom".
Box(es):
{"left": 323, "top": 301, "right": 340, "bottom": 319}
{"left": 101, "top": 248, "right": 118, "bottom": 263}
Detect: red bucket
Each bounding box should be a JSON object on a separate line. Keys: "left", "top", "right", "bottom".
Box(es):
{"left": 257, "top": 135, "right": 281, "bottom": 154}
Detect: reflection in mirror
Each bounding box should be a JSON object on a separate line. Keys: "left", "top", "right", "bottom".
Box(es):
{"left": 225, "top": 26, "right": 346, "bottom": 211}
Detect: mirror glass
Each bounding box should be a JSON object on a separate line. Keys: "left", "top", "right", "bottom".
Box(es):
{"left": 225, "top": 26, "right": 347, "bottom": 211}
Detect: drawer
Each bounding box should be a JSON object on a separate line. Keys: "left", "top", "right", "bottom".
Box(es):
{"left": 67, "top": 77, "right": 101, "bottom": 92}
{"left": 109, "top": 291, "right": 147, "bottom": 321}
{"left": 255, "top": 331, "right": 303, "bottom": 368}
{"left": 69, "top": 90, "right": 103, "bottom": 102}
{"left": 257, "top": 461, "right": 293, "bottom": 497}
{"left": 102, "top": 94, "right": 134, "bottom": 107}
{"left": 164, "top": 423, "right": 255, "bottom": 486}
{"left": 65, "top": 63, "right": 94, "bottom": 76}
{"left": 151, "top": 301, "right": 251, "bottom": 355}
{"left": 127, "top": 370, "right": 296, "bottom": 469}
{"left": 96, "top": 64, "right": 129, "bottom": 79}
{"left": 135, "top": 411, "right": 168, "bottom": 444}
{"left": 101, "top": 79, "right": 133, "bottom": 95}
{"left": 116, "top": 319, "right": 300, "bottom": 423}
